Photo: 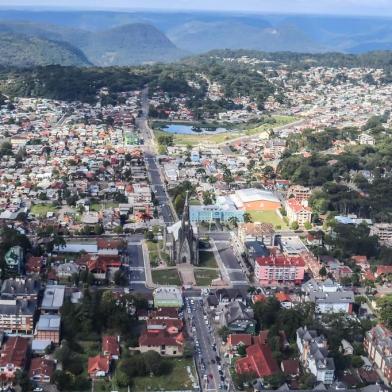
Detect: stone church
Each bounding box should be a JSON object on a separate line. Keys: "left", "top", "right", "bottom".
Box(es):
{"left": 166, "top": 192, "right": 199, "bottom": 265}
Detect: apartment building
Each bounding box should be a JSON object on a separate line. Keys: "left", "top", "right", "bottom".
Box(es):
{"left": 255, "top": 253, "right": 305, "bottom": 286}
{"left": 285, "top": 198, "right": 312, "bottom": 225}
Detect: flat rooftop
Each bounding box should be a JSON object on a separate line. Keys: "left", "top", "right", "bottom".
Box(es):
{"left": 41, "top": 285, "right": 65, "bottom": 310}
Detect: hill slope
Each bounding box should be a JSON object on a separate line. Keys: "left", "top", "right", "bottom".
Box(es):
{"left": 168, "top": 21, "right": 324, "bottom": 53}
{"left": 80, "top": 23, "right": 186, "bottom": 66}
{"left": 0, "top": 32, "right": 91, "bottom": 67}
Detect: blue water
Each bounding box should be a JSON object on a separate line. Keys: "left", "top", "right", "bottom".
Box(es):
{"left": 162, "top": 124, "right": 229, "bottom": 134}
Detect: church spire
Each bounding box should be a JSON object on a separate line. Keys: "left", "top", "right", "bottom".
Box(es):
{"left": 182, "top": 190, "right": 190, "bottom": 226}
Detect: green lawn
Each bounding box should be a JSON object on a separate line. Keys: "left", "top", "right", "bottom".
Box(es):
{"left": 198, "top": 251, "right": 218, "bottom": 268}
{"left": 248, "top": 210, "right": 288, "bottom": 229}
{"left": 30, "top": 204, "right": 56, "bottom": 217}
{"left": 132, "top": 358, "right": 196, "bottom": 391}
{"left": 194, "top": 268, "right": 220, "bottom": 286}
{"left": 154, "top": 115, "right": 297, "bottom": 147}
{"left": 90, "top": 202, "right": 119, "bottom": 212}
{"left": 152, "top": 269, "right": 181, "bottom": 286}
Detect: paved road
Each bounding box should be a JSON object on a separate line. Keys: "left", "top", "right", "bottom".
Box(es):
{"left": 126, "top": 235, "right": 151, "bottom": 293}
{"left": 208, "top": 232, "right": 248, "bottom": 286}
{"left": 185, "top": 297, "right": 226, "bottom": 391}
{"left": 136, "top": 88, "right": 176, "bottom": 225}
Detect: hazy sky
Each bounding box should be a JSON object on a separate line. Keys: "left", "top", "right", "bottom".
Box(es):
{"left": 1, "top": 0, "right": 392, "bottom": 16}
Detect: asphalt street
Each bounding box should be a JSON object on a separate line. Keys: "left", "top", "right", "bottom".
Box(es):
{"left": 127, "top": 234, "right": 151, "bottom": 293}
{"left": 136, "top": 89, "right": 176, "bottom": 225}
{"left": 186, "top": 297, "right": 228, "bottom": 391}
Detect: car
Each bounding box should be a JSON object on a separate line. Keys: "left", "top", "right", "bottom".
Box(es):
{"left": 205, "top": 320, "right": 209, "bottom": 325}
{"left": 216, "top": 356, "right": 221, "bottom": 362}
{"left": 219, "top": 370, "right": 223, "bottom": 375}
{"left": 203, "top": 315, "right": 208, "bottom": 320}
{"left": 218, "top": 365, "right": 222, "bottom": 371}
{"left": 211, "top": 359, "right": 216, "bottom": 364}
{"left": 220, "top": 376, "right": 225, "bottom": 382}
{"left": 212, "top": 346, "right": 216, "bottom": 351}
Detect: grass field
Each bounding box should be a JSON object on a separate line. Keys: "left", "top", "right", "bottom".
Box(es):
{"left": 30, "top": 204, "right": 56, "bottom": 217}
{"left": 198, "top": 251, "right": 218, "bottom": 268}
{"left": 90, "top": 202, "right": 119, "bottom": 212}
{"left": 194, "top": 268, "right": 220, "bottom": 286}
{"left": 248, "top": 210, "right": 288, "bottom": 229}
{"left": 152, "top": 269, "right": 181, "bottom": 286}
{"left": 132, "top": 358, "right": 195, "bottom": 391}
{"left": 154, "top": 115, "right": 297, "bottom": 146}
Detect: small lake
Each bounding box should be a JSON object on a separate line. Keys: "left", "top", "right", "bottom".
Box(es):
{"left": 161, "top": 123, "right": 230, "bottom": 135}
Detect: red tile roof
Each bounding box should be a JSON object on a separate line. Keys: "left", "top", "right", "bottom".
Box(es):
{"left": 88, "top": 355, "right": 110, "bottom": 376}
{"left": 287, "top": 198, "right": 311, "bottom": 213}
{"left": 102, "top": 336, "right": 120, "bottom": 358}
{"left": 235, "top": 338, "right": 279, "bottom": 378}
{"left": 281, "top": 359, "right": 300, "bottom": 375}
{"left": 376, "top": 265, "right": 392, "bottom": 276}
{"left": 256, "top": 254, "right": 305, "bottom": 267}
{"left": 275, "top": 292, "right": 292, "bottom": 303}
{"left": 139, "top": 329, "right": 185, "bottom": 347}
{"left": 28, "top": 358, "right": 55, "bottom": 381}
{"left": 227, "top": 334, "right": 253, "bottom": 347}
{"left": 0, "top": 337, "right": 29, "bottom": 370}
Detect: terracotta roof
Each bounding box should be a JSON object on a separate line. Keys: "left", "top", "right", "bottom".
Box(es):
{"left": 102, "top": 336, "right": 120, "bottom": 357}
{"left": 0, "top": 337, "right": 29, "bottom": 369}
{"left": 227, "top": 334, "right": 253, "bottom": 347}
{"left": 275, "top": 292, "right": 292, "bottom": 303}
{"left": 376, "top": 265, "right": 392, "bottom": 276}
{"left": 235, "top": 338, "right": 279, "bottom": 378}
{"left": 88, "top": 355, "right": 110, "bottom": 375}
{"left": 287, "top": 198, "right": 311, "bottom": 213}
{"left": 256, "top": 254, "right": 305, "bottom": 267}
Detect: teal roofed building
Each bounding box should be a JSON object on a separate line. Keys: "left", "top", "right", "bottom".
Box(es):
{"left": 4, "top": 246, "right": 24, "bottom": 274}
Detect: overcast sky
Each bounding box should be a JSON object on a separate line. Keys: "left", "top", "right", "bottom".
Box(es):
{"left": 1, "top": 0, "right": 392, "bottom": 16}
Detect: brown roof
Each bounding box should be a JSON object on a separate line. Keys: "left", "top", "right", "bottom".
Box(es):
{"left": 149, "top": 307, "right": 178, "bottom": 319}
{"left": 0, "top": 337, "right": 29, "bottom": 369}
{"left": 281, "top": 359, "right": 300, "bottom": 375}
{"left": 28, "top": 358, "right": 55, "bottom": 380}
{"left": 102, "top": 336, "right": 120, "bottom": 357}
{"left": 227, "top": 334, "right": 253, "bottom": 347}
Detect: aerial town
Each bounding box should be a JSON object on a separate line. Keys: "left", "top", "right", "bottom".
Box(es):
{"left": 0, "top": 52, "right": 391, "bottom": 392}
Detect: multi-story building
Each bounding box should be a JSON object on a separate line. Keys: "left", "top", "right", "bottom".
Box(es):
{"left": 238, "top": 222, "right": 275, "bottom": 247}
{"left": 41, "top": 285, "right": 65, "bottom": 314}
{"left": 189, "top": 205, "right": 244, "bottom": 224}
{"left": 371, "top": 223, "right": 392, "bottom": 245}
{"left": 296, "top": 327, "right": 335, "bottom": 384}
{"left": 302, "top": 279, "right": 354, "bottom": 314}
{"left": 255, "top": 253, "right": 305, "bottom": 286}
{"left": 0, "top": 336, "right": 29, "bottom": 379}
{"left": 287, "top": 185, "right": 312, "bottom": 202}
{"left": 138, "top": 319, "right": 185, "bottom": 357}
{"left": 0, "top": 298, "right": 36, "bottom": 334}
{"left": 365, "top": 324, "right": 392, "bottom": 383}
{"left": 35, "top": 314, "right": 61, "bottom": 344}
{"left": 359, "top": 133, "right": 375, "bottom": 145}
{"left": 285, "top": 198, "right": 312, "bottom": 225}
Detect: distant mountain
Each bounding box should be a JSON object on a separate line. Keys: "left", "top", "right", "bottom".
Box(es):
{"left": 0, "top": 20, "right": 186, "bottom": 66}
{"left": 168, "top": 20, "right": 324, "bottom": 53}
{"left": 79, "top": 23, "right": 186, "bottom": 66}
{"left": 0, "top": 32, "right": 90, "bottom": 67}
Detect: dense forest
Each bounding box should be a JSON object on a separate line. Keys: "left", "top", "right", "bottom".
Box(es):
{"left": 1, "top": 49, "right": 392, "bottom": 105}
